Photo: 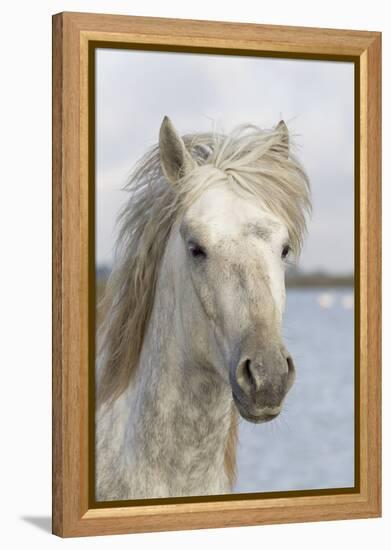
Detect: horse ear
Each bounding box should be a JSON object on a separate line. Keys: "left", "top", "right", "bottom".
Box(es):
{"left": 159, "top": 116, "right": 195, "bottom": 186}
{"left": 271, "top": 120, "right": 289, "bottom": 158}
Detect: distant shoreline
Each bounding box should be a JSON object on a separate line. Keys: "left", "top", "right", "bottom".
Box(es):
{"left": 96, "top": 271, "right": 354, "bottom": 291}
{"left": 286, "top": 275, "right": 354, "bottom": 288}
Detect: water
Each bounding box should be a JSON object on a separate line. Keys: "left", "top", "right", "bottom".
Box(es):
{"left": 234, "top": 287, "right": 355, "bottom": 494}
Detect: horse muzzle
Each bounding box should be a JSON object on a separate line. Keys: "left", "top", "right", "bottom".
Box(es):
{"left": 230, "top": 350, "right": 295, "bottom": 424}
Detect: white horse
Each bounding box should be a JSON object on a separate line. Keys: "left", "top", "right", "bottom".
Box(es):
{"left": 96, "top": 117, "right": 311, "bottom": 500}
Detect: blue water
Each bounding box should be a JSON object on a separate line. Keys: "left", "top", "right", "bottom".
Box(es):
{"left": 234, "top": 288, "right": 355, "bottom": 494}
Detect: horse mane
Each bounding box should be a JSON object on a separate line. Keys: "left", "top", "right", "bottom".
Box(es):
{"left": 224, "top": 405, "right": 239, "bottom": 488}
{"left": 97, "top": 123, "right": 311, "bottom": 406}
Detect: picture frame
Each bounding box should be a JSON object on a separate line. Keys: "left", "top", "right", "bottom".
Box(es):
{"left": 52, "top": 11, "right": 381, "bottom": 537}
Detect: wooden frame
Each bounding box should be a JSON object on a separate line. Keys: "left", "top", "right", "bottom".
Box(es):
{"left": 52, "top": 11, "right": 381, "bottom": 537}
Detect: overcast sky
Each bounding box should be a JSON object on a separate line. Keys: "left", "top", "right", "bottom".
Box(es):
{"left": 96, "top": 49, "right": 354, "bottom": 273}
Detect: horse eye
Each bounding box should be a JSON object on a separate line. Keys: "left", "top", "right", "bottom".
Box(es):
{"left": 281, "top": 244, "right": 291, "bottom": 259}
{"left": 188, "top": 242, "right": 207, "bottom": 259}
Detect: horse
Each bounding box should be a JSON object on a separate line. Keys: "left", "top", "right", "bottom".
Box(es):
{"left": 96, "top": 116, "right": 311, "bottom": 500}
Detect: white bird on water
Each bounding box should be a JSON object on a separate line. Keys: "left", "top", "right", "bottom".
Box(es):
{"left": 317, "top": 292, "right": 335, "bottom": 309}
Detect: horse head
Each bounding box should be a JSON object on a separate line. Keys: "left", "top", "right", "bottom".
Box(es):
{"left": 159, "top": 116, "right": 309, "bottom": 423}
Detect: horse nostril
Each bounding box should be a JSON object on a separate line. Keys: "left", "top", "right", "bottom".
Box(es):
{"left": 237, "top": 358, "right": 260, "bottom": 392}
{"left": 244, "top": 359, "right": 252, "bottom": 383}
{"left": 286, "top": 355, "right": 294, "bottom": 373}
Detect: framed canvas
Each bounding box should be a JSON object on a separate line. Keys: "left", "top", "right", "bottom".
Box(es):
{"left": 52, "top": 11, "right": 381, "bottom": 537}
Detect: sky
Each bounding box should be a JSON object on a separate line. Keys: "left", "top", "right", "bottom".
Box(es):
{"left": 96, "top": 48, "right": 355, "bottom": 274}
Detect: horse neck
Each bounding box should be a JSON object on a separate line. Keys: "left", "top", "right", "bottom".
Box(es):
{"left": 125, "top": 248, "right": 234, "bottom": 496}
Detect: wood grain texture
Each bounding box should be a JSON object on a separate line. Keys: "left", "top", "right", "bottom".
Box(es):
{"left": 65, "top": 11, "right": 378, "bottom": 56}
{"left": 52, "top": 12, "right": 382, "bottom": 538}
{"left": 52, "top": 12, "right": 63, "bottom": 536}
{"left": 364, "top": 34, "right": 382, "bottom": 514}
